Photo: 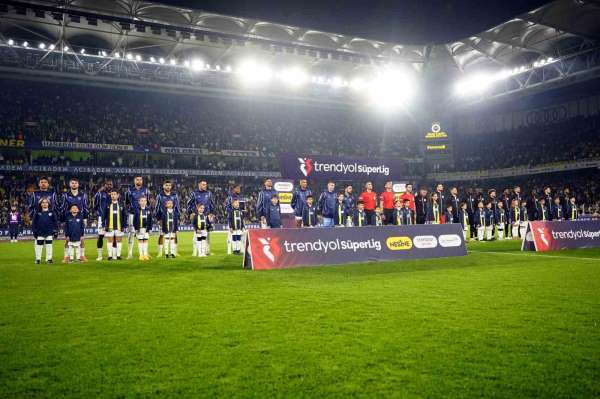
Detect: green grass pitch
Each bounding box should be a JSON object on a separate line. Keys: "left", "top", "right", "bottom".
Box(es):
{"left": 0, "top": 232, "right": 598, "bottom": 398}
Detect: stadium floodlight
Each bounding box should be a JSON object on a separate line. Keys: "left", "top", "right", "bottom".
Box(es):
{"left": 547, "top": 57, "right": 555, "bottom": 63}
{"left": 114, "top": 52, "right": 120, "bottom": 58}
{"left": 236, "top": 59, "right": 273, "bottom": 86}
{"left": 126, "top": 53, "right": 133, "bottom": 60}
{"left": 215, "top": 64, "right": 221, "bottom": 71}
{"left": 7, "top": 39, "right": 14, "bottom": 46}
{"left": 80, "top": 49, "right": 86, "bottom": 54}
{"left": 150, "top": 56, "right": 156, "bottom": 63}
{"left": 205, "top": 63, "right": 211, "bottom": 70}
{"left": 225, "top": 65, "right": 232, "bottom": 72}
{"left": 190, "top": 58, "right": 204, "bottom": 71}
{"left": 22, "top": 41, "right": 29, "bottom": 47}
{"left": 38, "top": 43, "right": 46, "bottom": 49}
{"left": 533, "top": 61, "right": 539, "bottom": 67}
{"left": 183, "top": 60, "right": 190, "bottom": 67}
{"left": 101, "top": 50, "right": 107, "bottom": 57}
{"left": 366, "top": 68, "right": 415, "bottom": 110}
{"left": 135, "top": 54, "right": 142, "bottom": 61}
{"left": 330, "top": 76, "right": 344, "bottom": 88}
{"left": 63, "top": 46, "right": 69, "bottom": 52}
{"left": 279, "top": 66, "right": 309, "bottom": 88}
{"left": 49, "top": 44, "right": 55, "bottom": 50}
{"left": 159, "top": 57, "right": 165, "bottom": 64}
{"left": 169, "top": 59, "right": 176, "bottom": 65}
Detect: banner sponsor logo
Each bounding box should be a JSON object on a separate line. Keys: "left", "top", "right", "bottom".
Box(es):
{"left": 41, "top": 141, "right": 134, "bottom": 152}
{"left": 281, "top": 153, "right": 402, "bottom": 181}
{"left": 160, "top": 146, "right": 208, "bottom": 155}
{"left": 522, "top": 220, "right": 600, "bottom": 252}
{"left": 386, "top": 236, "right": 413, "bottom": 250}
{"left": 274, "top": 181, "right": 294, "bottom": 192}
{"left": 438, "top": 234, "right": 462, "bottom": 247}
{"left": 0, "top": 138, "right": 25, "bottom": 148}
{"left": 244, "top": 224, "right": 466, "bottom": 270}
{"left": 413, "top": 235, "right": 438, "bottom": 249}
{"left": 220, "top": 149, "right": 261, "bottom": 157}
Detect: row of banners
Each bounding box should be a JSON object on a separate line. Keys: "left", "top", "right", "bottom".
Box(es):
{"left": 522, "top": 220, "right": 600, "bottom": 252}
{"left": 244, "top": 224, "right": 467, "bottom": 270}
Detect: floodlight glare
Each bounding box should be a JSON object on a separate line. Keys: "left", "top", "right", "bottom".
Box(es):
{"left": 7, "top": 39, "right": 14, "bottom": 46}
{"left": 63, "top": 46, "right": 69, "bottom": 52}
{"left": 190, "top": 58, "right": 204, "bottom": 71}
{"left": 80, "top": 49, "right": 86, "bottom": 54}
{"left": 225, "top": 65, "right": 232, "bottom": 72}
{"left": 454, "top": 73, "right": 494, "bottom": 97}
{"left": 183, "top": 60, "right": 190, "bottom": 67}
{"left": 367, "top": 68, "right": 415, "bottom": 110}
{"left": 126, "top": 53, "right": 133, "bottom": 60}
{"left": 169, "top": 59, "right": 176, "bottom": 65}
{"left": 22, "top": 41, "right": 29, "bottom": 47}
{"left": 236, "top": 59, "right": 273, "bottom": 86}
{"left": 114, "top": 52, "right": 120, "bottom": 58}
{"left": 49, "top": 44, "right": 55, "bottom": 50}
{"left": 159, "top": 57, "right": 165, "bottom": 64}
{"left": 135, "top": 54, "right": 142, "bottom": 61}
{"left": 279, "top": 67, "right": 309, "bottom": 88}
{"left": 38, "top": 43, "right": 46, "bottom": 49}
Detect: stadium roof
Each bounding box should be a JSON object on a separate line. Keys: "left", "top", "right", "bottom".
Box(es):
{"left": 1, "top": 0, "right": 598, "bottom": 76}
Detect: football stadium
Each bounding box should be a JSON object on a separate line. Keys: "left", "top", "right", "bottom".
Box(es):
{"left": 0, "top": 0, "right": 599, "bottom": 397}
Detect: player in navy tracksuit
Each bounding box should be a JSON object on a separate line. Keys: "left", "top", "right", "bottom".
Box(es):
{"left": 228, "top": 199, "right": 245, "bottom": 254}
{"left": 334, "top": 192, "right": 349, "bottom": 226}
{"left": 133, "top": 196, "right": 153, "bottom": 261}
{"left": 93, "top": 179, "right": 113, "bottom": 260}
{"left": 302, "top": 195, "right": 318, "bottom": 227}
{"left": 63, "top": 205, "right": 86, "bottom": 263}
{"left": 28, "top": 177, "right": 58, "bottom": 220}
{"left": 160, "top": 199, "right": 179, "bottom": 258}
{"left": 155, "top": 180, "right": 180, "bottom": 257}
{"left": 257, "top": 178, "right": 277, "bottom": 228}
{"left": 265, "top": 195, "right": 282, "bottom": 228}
{"left": 537, "top": 198, "right": 549, "bottom": 221}
{"left": 125, "top": 176, "right": 151, "bottom": 259}
{"left": 225, "top": 184, "right": 245, "bottom": 217}
{"left": 8, "top": 204, "right": 21, "bottom": 243}
{"left": 61, "top": 178, "right": 89, "bottom": 261}
{"left": 187, "top": 180, "right": 215, "bottom": 256}
{"left": 318, "top": 181, "right": 337, "bottom": 227}
{"left": 32, "top": 197, "right": 58, "bottom": 264}
{"left": 291, "top": 179, "right": 312, "bottom": 227}
{"left": 192, "top": 203, "right": 212, "bottom": 257}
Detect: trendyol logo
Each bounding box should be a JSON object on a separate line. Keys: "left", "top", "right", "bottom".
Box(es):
{"left": 297, "top": 156, "right": 390, "bottom": 177}
{"left": 258, "top": 237, "right": 282, "bottom": 263}
{"left": 298, "top": 157, "right": 313, "bottom": 177}
{"left": 283, "top": 238, "right": 382, "bottom": 254}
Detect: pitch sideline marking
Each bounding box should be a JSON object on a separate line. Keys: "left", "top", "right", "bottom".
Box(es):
{"left": 469, "top": 250, "right": 599, "bottom": 262}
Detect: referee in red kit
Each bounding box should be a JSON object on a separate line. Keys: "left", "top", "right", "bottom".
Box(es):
{"left": 358, "top": 181, "right": 377, "bottom": 225}
{"left": 380, "top": 181, "right": 396, "bottom": 225}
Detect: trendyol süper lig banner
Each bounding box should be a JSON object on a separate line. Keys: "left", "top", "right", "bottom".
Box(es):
{"left": 522, "top": 220, "right": 600, "bottom": 252}
{"left": 280, "top": 153, "right": 404, "bottom": 181}
{"left": 243, "top": 224, "right": 467, "bottom": 270}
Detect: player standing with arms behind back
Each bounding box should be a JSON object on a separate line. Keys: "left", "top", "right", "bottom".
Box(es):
{"left": 93, "top": 179, "right": 113, "bottom": 261}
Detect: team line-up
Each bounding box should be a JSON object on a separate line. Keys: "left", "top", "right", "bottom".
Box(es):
{"left": 6, "top": 176, "right": 582, "bottom": 264}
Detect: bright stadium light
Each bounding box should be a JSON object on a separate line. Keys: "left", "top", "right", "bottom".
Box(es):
{"left": 135, "top": 54, "right": 142, "bottom": 61}
{"left": 279, "top": 66, "right": 309, "bottom": 88}
{"left": 190, "top": 58, "right": 204, "bottom": 71}
{"left": 169, "top": 59, "right": 176, "bottom": 65}
{"left": 215, "top": 64, "right": 221, "bottom": 71}
{"left": 63, "top": 45, "right": 69, "bottom": 52}
{"left": 80, "top": 48, "right": 86, "bottom": 54}
{"left": 367, "top": 68, "right": 415, "bottom": 110}
{"left": 22, "top": 41, "right": 29, "bottom": 47}
{"left": 159, "top": 57, "right": 165, "bottom": 64}
{"left": 114, "top": 52, "right": 120, "bottom": 58}
{"left": 225, "top": 65, "right": 232, "bottom": 72}
{"left": 183, "top": 60, "right": 190, "bottom": 67}
{"left": 205, "top": 63, "right": 211, "bottom": 70}
{"left": 330, "top": 76, "right": 344, "bottom": 88}
{"left": 7, "top": 39, "right": 14, "bottom": 46}
{"left": 38, "top": 42, "right": 46, "bottom": 49}
{"left": 236, "top": 59, "right": 273, "bottom": 86}
{"left": 454, "top": 72, "right": 495, "bottom": 97}
{"left": 49, "top": 44, "right": 55, "bottom": 50}
{"left": 126, "top": 53, "right": 133, "bottom": 60}
{"left": 150, "top": 56, "right": 156, "bottom": 63}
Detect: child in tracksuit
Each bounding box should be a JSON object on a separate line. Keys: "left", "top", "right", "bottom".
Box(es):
{"left": 374, "top": 206, "right": 383, "bottom": 226}
{"left": 509, "top": 199, "right": 521, "bottom": 239}
{"left": 334, "top": 193, "right": 348, "bottom": 227}
{"left": 353, "top": 202, "right": 368, "bottom": 227}
{"left": 193, "top": 203, "right": 212, "bottom": 257}
{"left": 484, "top": 202, "right": 495, "bottom": 241}
{"left": 32, "top": 198, "right": 58, "bottom": 264}
{"left": 63, "top": 204, "right": 86, "bottom": 263}
{"left": 444, "top": 204, "right": 454, "bottom": 224}
{"left": 495, "top": 201, "right": 507, "bottom": 240}
{"left": 228, "top": 199, "right": 245, "bottom": 254}
{"left": 133, "top": 196, "right": 153, "bottom": 261}
{"left": 266, "top": 195, "right": 282, "bottom": 228}
{"left": 459, "top": 202, "right": 470, "bottom": 241}
{"left": 8, "top": 204, "right": 21, "bottom": 243}
{"left": 161, "top": 199, "right": 179, "bottom": 258}
{"left": 103, "top": 189, "right": 128, "bottom": 261}
{"left": 474, "top": 201, "right": 486, "bottom": 242}
{"left": 302, "top": 195, "right": 317, "bottom": 227}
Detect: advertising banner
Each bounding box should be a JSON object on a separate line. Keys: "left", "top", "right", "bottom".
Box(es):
{"left": 243, "top": 224, "right": 466, "bottom": 270}
{"left": 280, "top": 153, "right": 404, "bottom": 182}
{"left": 521, "top": 220, "right": 600, "bottom": 252}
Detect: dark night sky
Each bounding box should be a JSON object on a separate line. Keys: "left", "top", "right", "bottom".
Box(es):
{"left": 157, "top": 0, "right": 551, "bottom": 44}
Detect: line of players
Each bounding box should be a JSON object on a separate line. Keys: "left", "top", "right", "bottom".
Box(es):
{"left": 22, "top": 176, "right": 582, "bottom": 263}
{"left": 24, "top": 176, "right": 246, "bottom": 264}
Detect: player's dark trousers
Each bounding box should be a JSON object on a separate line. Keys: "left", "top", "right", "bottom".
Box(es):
{"left": 383, "top": 209, "right": 394, "bottom": 225}
{"left": 9, "top": 225, "right": 19, "bottom": 240}
{"left": 365, "top": 210, "right": 375, "bottom": 225}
